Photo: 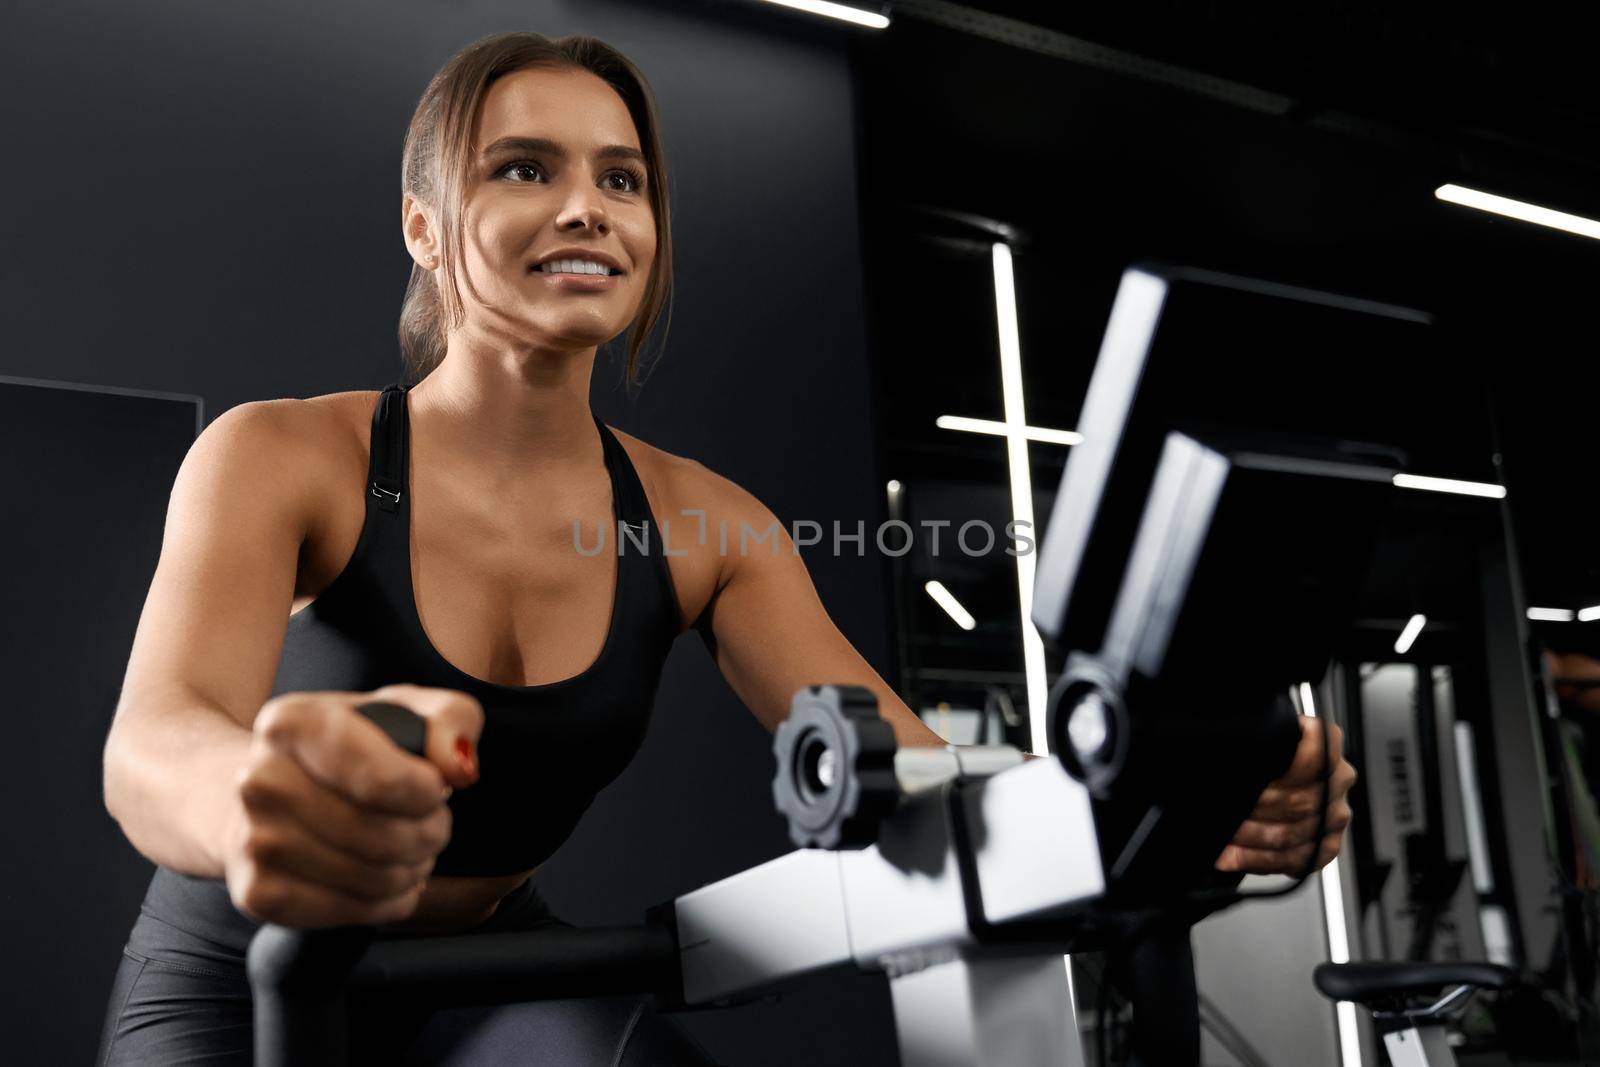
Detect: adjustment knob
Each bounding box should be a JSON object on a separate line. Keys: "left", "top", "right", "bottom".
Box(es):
{"left": 771, "top": 685, "right": 899, "bottom": 849}
{"left": 1047, "top": 653, "right": 1130, "bottom": 798}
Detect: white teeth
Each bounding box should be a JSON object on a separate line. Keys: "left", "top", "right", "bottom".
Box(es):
{"left": 541, "top": 258, "right": 613, "bottom": 275}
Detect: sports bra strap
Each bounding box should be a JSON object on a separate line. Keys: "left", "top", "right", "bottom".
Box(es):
{"left": 368, "top": 384, "right": 408, "bottom": 514}
{"left": 592, "top": 415, "right": 653, "bottom": 524}
{"left": 366, "top": 385, "right": 652, "bottom": 531}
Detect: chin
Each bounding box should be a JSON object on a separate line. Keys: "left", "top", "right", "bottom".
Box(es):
{"left": 523, "top": 321, "right": 623, "bottom": 350}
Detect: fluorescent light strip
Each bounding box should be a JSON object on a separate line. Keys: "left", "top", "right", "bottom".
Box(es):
{"left": 1453, "top": 722, "right": 1496, "bottom": 894}
{"left": 1392, "top": 473, "right": 1506, "bottom": 499}
{"left": 989, "top": 243, "right": 1079, "bottom": 1019}
{"left": 1300, "top": 682, "right": 1364, "bottom": 1067}
{"left": 1582, "top": 606, "right": 1600, "bottom": 623}
{"left": 753, "top": 0, "right": 890, "bottom": 29}
{"left": 1479, "top": 905, "right": 1516, "bottom": 967}
{"left": 923, "top": 580, "right": 975, "bottom": 631}
{"left": 1528, "top": 607, "right": 1577, "bottom": 622}
{"left": 1324, "top": 860, "right": 1363, "bottom": 1067}
{"left": 1394, "top": 613, "right": 1427, "bottom": 655}
{"left": 935, "top": 414, "right": 1085, "bottom": 446}
{"left": 1437, "top": 183, "right": 1600, "bottom": 242}
{"left": 992, "top": 243, "right": 1051, "bottom": 757}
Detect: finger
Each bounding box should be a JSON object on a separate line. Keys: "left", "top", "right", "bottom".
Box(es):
{"left": 241, "top": 745, "right": 452, "bottom": 866}
{"left": 257, "top": 694, "right": 447, "bottom": 816}
{"left": 1246, "top": 784, "right": 1320, "bottom": 823}
{"left": 236, "top": 799, "right": 434, "bottom": 902}
{"left": 230, "top": 865, "right": 425, "bottom": 930}
{"left": 1230, "top": 816, "right": 1317, "bottom": 851}
{"left": 364, "top": 684, "right": 485, "bottom": 790}
{"left": 1328, "top": 759, "right": 1358, "bottom": 802}
{"left": 232, "top": 753, "right": 436, "bottom": 916}
{"left": 1275, "top": 717, "right": 1346, "bottom": 786}
{"left": 1316, "top": 831, "right": 1345, "bottom": 871}
{"left": 1230, "top": 801, "right": 1352, "bottom": 851}
{"left": 1214, "top": 841, "right": 1315, "bottom": 876}
{"left": 1250, "top": 759, "right": 1358, "bottom": 822}
{"left": 1216, "top": 828, "right": 1351, "bottom": 875}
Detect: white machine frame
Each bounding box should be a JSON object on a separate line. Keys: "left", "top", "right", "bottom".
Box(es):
{"left": 671, "top": 752, "right": 1104, "bottom": 1066}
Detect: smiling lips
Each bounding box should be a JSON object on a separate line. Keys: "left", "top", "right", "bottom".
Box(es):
{"left": 531, "top": 267, "right": 620, "bottom": 291}
{"left": 530, "top": 256, "right": 624, "bottom": 291}
{"left": 534, "top": 257, "right": 621, "bottom": 276}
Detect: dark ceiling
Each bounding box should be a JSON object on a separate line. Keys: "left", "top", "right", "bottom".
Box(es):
{"left": 830, "top": 2, "right": 1600, "bottom": 674}
{"left": 935, "top": 1, "right": 1600, "bottom": 187}
{"left": 670, "top": 0, "right": 1600, "bottom": 673}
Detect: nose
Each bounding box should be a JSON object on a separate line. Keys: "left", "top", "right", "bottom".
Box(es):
{"left": 554, "top": 181, "right": 610, "bottom": 236}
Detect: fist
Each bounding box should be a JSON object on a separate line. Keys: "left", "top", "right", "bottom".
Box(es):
{"left": 1216, "top": 715, "right": 1356, "bottom": 876}
{"left": 221, "top": 683, "right": 483, "bottom": 928}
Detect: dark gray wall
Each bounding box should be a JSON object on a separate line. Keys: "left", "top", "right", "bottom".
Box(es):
{"left": 1, "top": 1, "right": 897, "bottom": 1062}
{"left": 1, "top": 381, "right": 203, "bottom": 1067}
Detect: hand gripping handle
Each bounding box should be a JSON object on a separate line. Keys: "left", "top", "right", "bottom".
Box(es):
{"left": 353, "top": 700, "right": 428, "bottom": 757}
{"left": 248, "top": 700, "right": 430, "bottom": 1067}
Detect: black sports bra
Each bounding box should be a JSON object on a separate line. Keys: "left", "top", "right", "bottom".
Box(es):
{"left": 267, "top": 384, "right": 683, "bottom": 876}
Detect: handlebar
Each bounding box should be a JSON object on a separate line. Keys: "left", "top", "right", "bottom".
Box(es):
{"left": 246, "top": 702, "right": 683, "bottom": 1067}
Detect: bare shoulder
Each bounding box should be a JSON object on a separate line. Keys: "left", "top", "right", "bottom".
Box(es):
{"left": 290, "top": 389, "right": 385, "bottom": 469}
{"left": 198, "top": 393, "right": 346, "bottom": 463}
{"left": 603, "top": 427, "right": 786, "bottom": 629}
{"left": 199, "top": 392, "right": 374, "bottom": 554}
{"left": 199, "top": 391, "right": 368, "bottom": 479}
{"left": 604, "top": 426, "right": 771, "bottom": 524}
{"left": 300, "top": 389, "right": 381, "bottom": 443}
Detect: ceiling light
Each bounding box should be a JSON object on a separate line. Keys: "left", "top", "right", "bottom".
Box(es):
{"left": 1527, "top": 607, "right": 1577, "bottom": 622}
{"left": 753, "top": 0, "right": 890, "bottom": 29}
{"left": 924, "top": 580, "right": 976, "bottom": 631}
{"left": 1395, "top": 613, "right": 1426, "bottom": 655}
{"left": 1392, "top": 473, "right": 1506, "bottom": 499}
{"left": 1437, "top": 183, "right": 1600, "bottom": 242}
{"left": 935, "top": 414, "right": 1084, "bottom": 446}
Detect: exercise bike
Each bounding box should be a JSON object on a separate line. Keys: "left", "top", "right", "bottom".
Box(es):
{"left": 249, "top": 265, "right": 1535, "bottom": 1064}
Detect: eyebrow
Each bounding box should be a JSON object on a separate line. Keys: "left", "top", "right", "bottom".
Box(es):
{"left": 478, "top": 136, "right": 645, "bottom": 165}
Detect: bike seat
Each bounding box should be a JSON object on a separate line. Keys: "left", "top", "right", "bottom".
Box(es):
{"left": 1313, "top": 961, "right": 1519, "bottom": 1009}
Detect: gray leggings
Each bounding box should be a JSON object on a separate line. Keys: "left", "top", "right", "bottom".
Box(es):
{"left": 96, "top": 881, "right": 718, "bottom": 1066}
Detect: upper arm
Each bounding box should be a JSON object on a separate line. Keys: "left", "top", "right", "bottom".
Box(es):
{"left": 110, "top": 400, "right": 333, "bottom": 737}
{"left": 686, "top": 466, "right": 943, "bottom": 748}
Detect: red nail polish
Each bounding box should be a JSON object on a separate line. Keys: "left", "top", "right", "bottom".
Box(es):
{"left": 455, "top": 736, "right": 477, "bottom": 778}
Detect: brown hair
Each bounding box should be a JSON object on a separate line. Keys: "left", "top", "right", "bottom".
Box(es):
{"left": 398, "top": 32, "right": 673, "bottom": 386}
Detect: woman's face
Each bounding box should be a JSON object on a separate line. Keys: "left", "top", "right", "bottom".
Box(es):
{"left": 450, "top": 66, "right": 656, "bottom": 351}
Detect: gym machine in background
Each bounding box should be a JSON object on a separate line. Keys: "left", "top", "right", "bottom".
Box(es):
{"left": 4, "top": 377, "right": 205, "bottom": 1065}
{"left": 247, "top": 267, "right": 1573, "bottom": 1065}
{"left": 1027, "top": 265, "right": 1538, "bottom": 1066}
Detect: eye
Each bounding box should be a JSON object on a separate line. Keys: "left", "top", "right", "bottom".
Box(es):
{"left": 604, "top": 167, "right": 646, "bottom": 194}
{"left": 499, "top": 160, "right": 546, "bottom": 183}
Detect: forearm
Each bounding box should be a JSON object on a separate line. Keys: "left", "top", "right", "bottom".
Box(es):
{"left": 103, "top": 693, "right": 252, "bottom": 879}
{"left": 843, "top": 676, "right": 952, "bottom": 750}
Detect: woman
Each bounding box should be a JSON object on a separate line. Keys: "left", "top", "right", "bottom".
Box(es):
{"left": 96, "top": 31, "right": 1356, "bottom": 1065}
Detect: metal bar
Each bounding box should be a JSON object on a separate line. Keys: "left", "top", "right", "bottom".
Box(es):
{"left": 888, "top": 953, "right": 1085, "bottom": 1067}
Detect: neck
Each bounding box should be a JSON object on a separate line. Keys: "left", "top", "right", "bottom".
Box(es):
{"left": 408, "top": 333, "right": 602, "bottom": 472}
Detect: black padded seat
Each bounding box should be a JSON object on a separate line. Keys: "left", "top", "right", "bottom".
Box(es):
{"left": 1313, "top": 962, "right": 1519, "bottom": 1008}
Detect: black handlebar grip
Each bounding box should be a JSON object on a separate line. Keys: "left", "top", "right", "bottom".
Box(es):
{"left": 352, "top": 700, "right": 428, "bottom": 757}
{"left": 250, "top": 700, "right": 431, "bottom": 1067}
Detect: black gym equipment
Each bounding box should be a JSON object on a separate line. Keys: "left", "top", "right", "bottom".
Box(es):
{"left": 248, "top": 265, "right": 1514, "bottom": 1065}
{"left": 1313, "top": 960, "right": 1522, "bottom": 1066}
{"left": 248, "top": 704, "right": 686, "bottom": 1067}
